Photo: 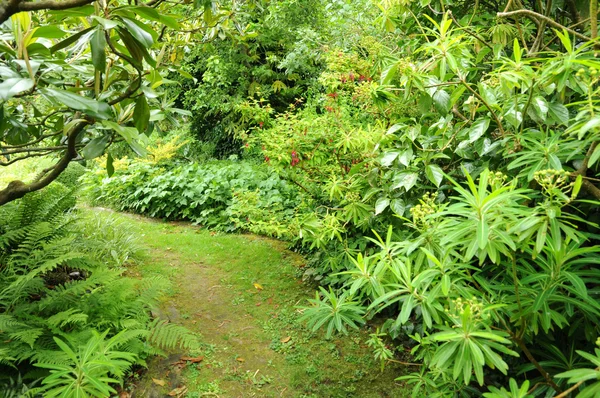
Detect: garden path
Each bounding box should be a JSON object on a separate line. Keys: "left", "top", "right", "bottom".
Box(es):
{"left": 103, "top": 211, "right": 408, "bottom": 397}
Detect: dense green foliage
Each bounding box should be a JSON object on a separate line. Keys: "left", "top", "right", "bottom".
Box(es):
{"left": 84, "top": 156, "right": 301, "bottom": 237}
{"left": 4, "top": 0, "right": 600, "bottom": 396}
{"left": 0, "top": 184, "right": 197, "bottom": 395}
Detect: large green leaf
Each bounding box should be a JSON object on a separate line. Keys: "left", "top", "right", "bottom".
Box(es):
{"left": 40, "top": 88, "right": 112, "bottom": 119}
{"left": 90, "top": 28, "right": 107, "bottom": 72}
{"left": 426, "top": 164, "right": 444, "bottom": 187}
{"left": 82, "top": 136, "right": 109, "bottom": 159}
{"left": 433, "top": 90, "right": 451, "bottom": 114}
{"left": 0, "top": 78, "right": 34, "bottom": 101}
{"left": 119, "top": 17, "right": 154, "bottom": 48}
{"left": 133, "top": 95, "right": 150, "bottom": 134}
{"left": 50, "top": 27, "right": 94, "bottom": 53}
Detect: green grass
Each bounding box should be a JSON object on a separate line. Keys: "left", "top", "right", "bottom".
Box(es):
{"left": 87, "top": 209, "right": 408, "bottom": 397}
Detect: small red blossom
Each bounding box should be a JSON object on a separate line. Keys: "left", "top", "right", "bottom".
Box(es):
{"left": 264, "top": 156, "right": 270, "bottom": 163}
{"left": 325, "top": 106, "right": 334, "bottom": 112}
{"left": 244, "top": 143, "right": 249, "bottom": 148}
{"left": 326, "top": 92, "right": 338, "bottom": 99}
{"left": 258, "top": 122, "right": 264, "bottom": 128}
{"left": 291, "top": 151, "right": 297, "bottom": 158}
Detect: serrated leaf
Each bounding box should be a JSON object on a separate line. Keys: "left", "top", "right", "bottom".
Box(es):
{"left": 398, "top": 148, "right": 413, "bottom": 166}
{"left": 433, "top": 90, "right": 450, "bottom": 114}
{"left": 390, "top": 199, "right": 405, "bottom": 215}
{"left": 375, "top": 197, "right": 390, "bottom": 215}
{"left": 469, "top": 118, "right": 490, "bottom": 143}
{"left": 426, "top": 164, "right": 444, "bottom": 187}
{"left": 393, "top": 172, "right": 418, "bottom": 192}
{"left": 380, "top": 151, "right": 399, "bottom": 167}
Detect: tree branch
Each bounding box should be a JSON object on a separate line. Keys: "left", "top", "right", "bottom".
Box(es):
{"left": 0, "top": 0, "right": 96, "bottom": 25}
{"left": 0, "top": 119, "right": 89, "bottom": 206}
{"left": 497, "top": 10, "right": 592, "bottom": 42}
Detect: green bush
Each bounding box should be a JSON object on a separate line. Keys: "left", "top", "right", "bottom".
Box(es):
{"left": 55, "top": 162, "right": 86, "bottom": 188}
{"left": 83, "top": 159, "right": 302, "bottom": 234}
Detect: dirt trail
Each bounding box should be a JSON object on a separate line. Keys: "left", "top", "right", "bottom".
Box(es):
{"left": 112, "top": 214, "right": 407, "bottom": 398}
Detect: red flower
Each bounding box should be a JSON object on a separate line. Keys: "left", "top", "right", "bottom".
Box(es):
{"left": 264, "top": 156, "right": 270, "bottom": 163}
{"left": 258, "top": 122, "right": 264, "bottom": 128}
{"left": 291, "top": 151, "right": 297, "bottom": 158}
{"left": 326, "top": 92, "right": 338, "bottom": 99}
{"left": 325, "top": 106, "right": 333, "bottom": 112}
{"left": 244, "top": 143, "right": 249, "bottom": 148}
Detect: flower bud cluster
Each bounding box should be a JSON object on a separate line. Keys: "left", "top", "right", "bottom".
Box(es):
{"left": 345, "top": 191, "right": 361, "bottom": 203}
{"left": 448, "top": 297, "right": 486, "bottom": 321}
{"left": 410, "top": 192, "right": 438, "bottom": 226}
{"left": 533, "top": 169, "right": 573, "bottom": 194}
{"left": 488, "top": 171, "right": 507, "bottom": 189}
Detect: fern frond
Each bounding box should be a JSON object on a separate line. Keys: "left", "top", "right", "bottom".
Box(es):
{"left": 148, "top": 319, "right": 199, "bottom": 351}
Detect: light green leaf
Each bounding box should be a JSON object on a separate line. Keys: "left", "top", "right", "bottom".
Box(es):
{"left": 41, "top": 88, "right": 112, "bottom": 119}
{"left": 433, "top": 89, "right": 450, "bottom": 114}
{"left": 469, "top": 119, "right": 490, "bottom": 143}
{"left": 0, "top": 78, "right": 34, "bottom": 100}
{"left": 426, "top": 164, "right": 444, "bottom": 187}
{"left": 375, "top": 197, "right": 390, "bottom": 215}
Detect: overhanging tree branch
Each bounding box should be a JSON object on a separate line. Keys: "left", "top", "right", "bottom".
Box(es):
{"left": 0, "top": 0, "right": 96, "bottom": 25}
{"left": 497, "top": 9, "right": 592, "bottom": 42}
{"left": 0, "top": 118, "right": 89, "bottom": 206}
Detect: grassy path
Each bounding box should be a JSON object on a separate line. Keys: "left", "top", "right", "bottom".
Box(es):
{"left": 101, "top": 210, "right": 407, "bottom": 397}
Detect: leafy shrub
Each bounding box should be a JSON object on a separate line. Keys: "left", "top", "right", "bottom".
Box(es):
{"left": 244, "top": 4, "right": 600, "bottom": 397}
{"left": 83, "top": 158, "right": 302, "bottom": 234}
{"left": 55, "top": 162, "right": 86, "bottom": 188}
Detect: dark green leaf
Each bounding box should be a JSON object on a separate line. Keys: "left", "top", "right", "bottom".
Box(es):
{"left": 119, "top": 17, "right": 154, "bottom": 48}
{"left": 90, "top": 28, "right": 106, "bottom": 72}
{"left": 106, "top": 152, "right": 115, "bottom": 177}
{"left": 82, "top": 136, "right": 109, "bottom": 159}
{"left": 50, "top": 27, "right": 94, "bottom": 53}
{"left": 133, "top": 95, "right": 150, "bottom": 134}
